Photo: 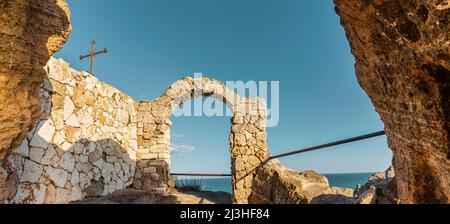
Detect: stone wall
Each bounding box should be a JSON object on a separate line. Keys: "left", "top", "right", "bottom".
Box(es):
{"left": 335, "top": 0, "right": 450, "bottom": 203}
{"left": 2, "top": 58, "right": 138, "bottom": 204}
{"left": 133, "top": 77, "right": 270, "bottom": 204}
{"left": 1, "top": 59, "right": 274, "bottom": 204}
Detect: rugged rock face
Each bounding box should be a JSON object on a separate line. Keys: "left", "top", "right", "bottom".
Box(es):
{"left": 249, "top": 160, "right": 333, "bottom": 204}
{"left": 0, "top": 0, "right": 71, "bottom": 163}
{"left": 354, "top": 167, "right": 399, "bottom": 204}
{"left": 335, "top": 0, "right": 450, "bottom": 203}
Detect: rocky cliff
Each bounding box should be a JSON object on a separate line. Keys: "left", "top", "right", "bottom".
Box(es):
{"left": 0, "top": 0, "right": 71, "bottom": 164}
{"left": 335, "top": 0, "right": 450, "bottom": 203}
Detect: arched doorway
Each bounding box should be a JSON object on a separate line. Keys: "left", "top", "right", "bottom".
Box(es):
{"left": 133, "top": 77, "right": 270, "bottom": 204}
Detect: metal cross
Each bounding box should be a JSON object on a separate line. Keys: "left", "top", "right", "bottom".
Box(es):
{"left": 79, "top": 40, "right": 108, "bottom": 75}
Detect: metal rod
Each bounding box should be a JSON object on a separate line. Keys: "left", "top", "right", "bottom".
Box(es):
{"left": 90, "top": 40, "right": 95, "bottom": 74}
{"left": 171, "top": 173, "right": 232, "bottom": 177}
{"left": 171, "top": 131, "right": 386, "bottom": 177}
{"left": 268, "top": 131, "right": 386, "bottom": 161}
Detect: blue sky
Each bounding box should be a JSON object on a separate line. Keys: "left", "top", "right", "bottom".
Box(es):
{"left": 55, "top": 0, "right": 393, "bottom": 174}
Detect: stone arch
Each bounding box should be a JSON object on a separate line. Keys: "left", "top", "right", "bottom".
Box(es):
{"left": 133, "top": 77, "right": 270, "bottom": 204}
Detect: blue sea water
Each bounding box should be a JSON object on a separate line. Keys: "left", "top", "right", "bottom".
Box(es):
{"left": 176, "top": 173, "right": 374, "bottom": 193}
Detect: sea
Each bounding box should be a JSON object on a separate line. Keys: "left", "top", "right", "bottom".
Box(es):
{"left": 176, "top": 173, "right": 374, "bottom": 193}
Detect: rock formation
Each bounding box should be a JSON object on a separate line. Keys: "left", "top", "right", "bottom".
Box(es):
{"left": 249, "top": 160, "right": 353, "bottom": 204}
{"left": 335, "top": 0, "right": 450, "bottom": 203}
{"left": 0, "top": 0, "right": 71, "bottom": 164}
{"left": 354, "top": 167, "right": 398, "bottom": 204}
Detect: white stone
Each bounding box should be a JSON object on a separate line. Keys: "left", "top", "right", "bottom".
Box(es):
{"left": 71, "top": 169, "right": 80, "bottom": 186}
{"left": 60, "top": 142, "right": 73, "bottom": 152}
{"left": 79, "top": 112, "right": 94, "bottom": 127}
{"left": 20, "top": 160, "right": 43, "bottom": 183}
{"left": 74, "top": 143, "right": 84, "bottom": 155}
{"left": 30, "top": 120, "right": 56, "bottom": 149}
{"left": 46, "top": 167, "right": 69, "bottom": 188}
{"left": 70, "top": 186, "right": 83, "bottom": 201}
{"left": 52, "top": 131, "right": 66, "bottom": 146}
{"left": 66, "top": 85, "right": 73, "bottom": 95}
{"left": 63, "top": 96, "right": 75, "bottom": 121}
{"left": 29, "top": 147, "right": 45, "bottom": 163}
{"left": 65, "top": 113, "right": 81, "bottom": 127}
{"left": 76, "top": 162, "right": 91, "bottom": 174}
{"left": 60, "top": 153, "right": 75, "bottom": 172}
{"left": 103, "top": 181, "right": 116, "bottom": 195}
{"left": 79, "top": 172, "right": 91, "bottom": 189}
{"left": 54, "top": 188, "right": 70, "bottom": 204}
{"left": 116, "top": 179, "right": 124, "bottom": 190}
{"left": 41, "top": 145, "right": 60, "bottom": 167}
{"left": 86, "top": 142, "right": 96, "bottom": 154}
{"left": 14, "top": 138, "right": 29, "bottom": 157}
{"left": 101, "top": 163, "right": 115, "bottom": 181}
{"left": 77, "top": 154, "right": 89, "bottom": 164}
{"left": 11, "top": 183, "right": 47, "bottom": 204}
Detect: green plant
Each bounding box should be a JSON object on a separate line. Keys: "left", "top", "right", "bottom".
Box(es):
{"left": 175, "top": 178, "right": 204, "bottom": 192}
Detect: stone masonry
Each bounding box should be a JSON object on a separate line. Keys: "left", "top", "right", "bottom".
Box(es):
{"left": 2, "top": 58, "right": 138, "bottom": 204}
{"left": 133, "top": 77, "right": 270, "bottom": 204}
{"left": 1, "top": 58, "right": 274, "bottom": 204}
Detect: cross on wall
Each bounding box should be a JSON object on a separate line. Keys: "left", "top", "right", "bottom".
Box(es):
{"left": 79, "top": 40, "right": 108, "bottom": 75}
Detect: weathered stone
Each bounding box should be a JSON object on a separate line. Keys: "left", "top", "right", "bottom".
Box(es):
{"left": 0, "top": 0, "right": 71, "bottom": 163}
{"left": 54, "top": 188, "right": 70, "bottom": 204}
{"left": 249, "top": 160, "right": 331, "bottom": 204}
{"left": 335, "top": 0, "right": 450, "bottom": 204}
{"left": 41, "top": 145, "right": 60, "bottom": 167}
{"left": 13, "top": 139, "right": 30, "bottom": 157}
{"left": 60, "top": 152, "right": 75, "bottom": 172}
{"left": 12, "top": 183, "right": 47, "bottom": 204}
{"left": 20, "top": 160, "right": 44, "bottom": 183}
{"left": 354, "top": 186, "right": 377, "bottom": 205}
{"left": 29, "top": 120, "right": 56, "bottom": 149}
{"left": 46, "top": 167, "right": 68, "bottom": 188}
{"left": 44, "top": 185, "right": 56, "bottom": 204}
{"left": 52, "top": 131, "right": 66, "bottom": 146}
{"left": 29, "top": 148, "right": 45, "bottom": 163}
{"left": 63, "top": 96, "right": 75, "bottom": 121}
{"left": 65, "top": 114, "right": 81, "bottom": 127}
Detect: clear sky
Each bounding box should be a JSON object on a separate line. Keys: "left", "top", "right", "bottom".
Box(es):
{"left": 55, "top": 0, "right": 393, "bottom": 174}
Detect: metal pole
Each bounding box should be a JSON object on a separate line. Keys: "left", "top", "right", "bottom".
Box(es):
{"left": 171, "top": 173, "right": 232, "bottom": 177}
{"left": 90, "top": 40, "right": 95, "bottom": 74}
{"left": 268, "top": 131, "right": 386, "bottom": 161}
{"left": 170, "top": 131, "right": 387, "bottom": 177}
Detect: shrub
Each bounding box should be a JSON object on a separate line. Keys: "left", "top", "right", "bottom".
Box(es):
{"left": 175, "top": 178, "right": 204, "bottom": 192}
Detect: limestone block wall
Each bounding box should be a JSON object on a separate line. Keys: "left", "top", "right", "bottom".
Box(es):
{"left": 2, "top": 58, "right": 138, "bottom": 204}
{"left": 133, "top": 77, "right": 270, "bottom": 204}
